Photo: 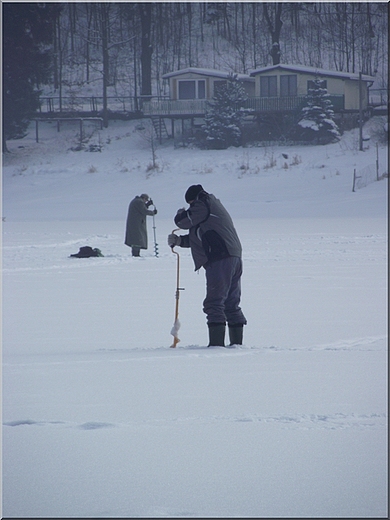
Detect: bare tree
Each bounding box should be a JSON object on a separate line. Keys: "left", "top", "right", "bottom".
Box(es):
{"left": 139, "top": 3, "right": 153, "bottom": 98}
{"left": 97, "top": 3, "right": 111, "bottom": 127}
{"left": 263, "top": 3, "right": 283, "bottom": 65}
{"left": 84, "top": 3, "right": 95, "bottom": 84}
{"left": 139, "top": 120, "right": 159, "bottom": 172}
{"left": 187, "top": 3, "right": 193, "bottom": 67}
{"left": 30, "top": 1, "right": 388, "bottom": 118}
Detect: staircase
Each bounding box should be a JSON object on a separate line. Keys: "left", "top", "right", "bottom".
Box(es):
{"left": 150, "top": 116, "right": 170, "bottom": 142}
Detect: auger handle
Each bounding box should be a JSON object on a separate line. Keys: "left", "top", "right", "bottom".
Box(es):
{"left": 170, "top": 228, "right": 180, "bottom": 251}
{"left": 170, "top": 229, "right": 184, "bottom": 348}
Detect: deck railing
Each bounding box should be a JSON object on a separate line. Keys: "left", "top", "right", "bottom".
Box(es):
{"left": 139, "top": 95, "right": 345, "bottom": 115}
{"left": 38, "top": 96, "right": 143, "bottom": 114}
{"left": 143, "top": 98, "right": 208, "bottom": 116}
{"left": 244, "top": 95, "right": 307, "bottom": 112}
{"left": 142, "top": 96, "right": 308, "bottom": 116}
{"left": 37, "top": 94, "right": 346, "bottom": 116}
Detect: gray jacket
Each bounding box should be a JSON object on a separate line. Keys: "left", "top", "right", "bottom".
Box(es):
{"left": 174, "top": 192, "right": 242, "bottom": 270}
{"left": 125, "top": 196, "right": 155, "bottom": 249}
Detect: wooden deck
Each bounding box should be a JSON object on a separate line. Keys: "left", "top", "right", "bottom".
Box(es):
{"left": 37, "top": 94, "right": 347, "bottom": 117}
{"left": 143, "top": 98, "right": 207, "bottom": 117}
{"left": 142, "top": 95, "right": 345, "bottom": 117}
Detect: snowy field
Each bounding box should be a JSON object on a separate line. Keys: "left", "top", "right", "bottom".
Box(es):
{"left": 2, "top": 117, "right": 388, "bottom": 518}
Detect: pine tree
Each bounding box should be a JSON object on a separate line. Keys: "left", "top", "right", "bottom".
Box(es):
{"left": 297, "top": 78, "right": 341, "bottom": 145}
{"left": 203, "top": 74, "right": 248, "bottom": 150}
{"left": 2, "top": 3, "right": 58, "bottom": 151}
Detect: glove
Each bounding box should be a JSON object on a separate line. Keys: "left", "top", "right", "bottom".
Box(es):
{"left": 153, "top": 208, "right": 157, "bottom": 215}
{"left": 168, "top": 234, "right": 181, "bottom": 247}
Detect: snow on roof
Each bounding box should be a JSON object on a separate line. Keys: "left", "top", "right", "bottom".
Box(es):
{"left": 249, "top": 64, "right": 375, "bottom": 82}
{"left": 162, "top": 67, "right": 254, "bottom": 82}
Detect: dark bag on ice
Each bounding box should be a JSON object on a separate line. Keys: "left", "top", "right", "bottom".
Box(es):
{"left": 70, "top": 246, "right": 104, "bottom": 258}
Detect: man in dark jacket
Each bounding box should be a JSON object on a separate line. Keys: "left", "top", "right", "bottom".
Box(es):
{"left": 168, "top": 184, "right": 246, "bottom": 347}
{"left": 125, "top": 194, "right": 157, "bottom": 257}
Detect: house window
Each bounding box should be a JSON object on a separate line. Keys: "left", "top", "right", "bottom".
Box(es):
{"left": 260, "top": 76, "right": 277, "bottom": 97}
{"left": 178, "top": 79, "right": 206, "bottom": 100}
{"left": 179, "top": 81, "right": 195, "bottom": 99}
{"left": 307, "top": 79, "right": 327, "bottom": 91}
{"left": 198, "top": 80, "right": 205, "bottom": 99}
{"left": 280, "top": 75, "right": 297, "bottom": 96}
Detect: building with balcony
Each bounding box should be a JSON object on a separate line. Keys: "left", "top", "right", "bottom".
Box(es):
{"left": 249, "top": 63, "right": 375, "bottom": 112}
{"left": 143, "top": 64, "right": 375, "bottom": 139}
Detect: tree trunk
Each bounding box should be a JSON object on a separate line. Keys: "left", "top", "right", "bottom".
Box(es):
{"left": 53, "top": 14, "right": 58, "bottom": 90}
{"left": 138, "top": 3, "right": 153, "bottom": 98}
{"left": 3, "top": 132, "right": 10, "bottom": 153}
{"left": 263, "top": 3, "right": 283, "bottom": 65}
{"left": 85, "top": 4, "right": 94, "bottom": 84}
{"left": 99, "top": 3, "right": 110, "bottom": 127}
{"left": 252, "top": 3, "right": 257, "bottom": 69}
{"left": 187, "top": 3, "right": 192, "bottom": 67}
{"left": 58, "top": 15, "right": 63, "bottom": 112}
{"left": 199, "top": 3, "right": 204, "bottom": 43}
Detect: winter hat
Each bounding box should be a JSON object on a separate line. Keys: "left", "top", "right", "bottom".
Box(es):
{"left": 140, "top": 193, "right": 150, "bottom": 200}
{"left": 185, "top": 184, "right": 204, "bottom": 203}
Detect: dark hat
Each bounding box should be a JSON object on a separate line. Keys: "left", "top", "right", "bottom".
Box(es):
{"left": 185, "top": 184, "right": 204, "bottom": 203}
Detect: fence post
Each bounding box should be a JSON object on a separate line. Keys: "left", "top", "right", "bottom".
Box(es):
{"left": 35, "top": 120, "right": 39, "bottom": 143}
{"left": 80, "top": 119, "right": 83, "bottom": 148}
{"left": 352, "top": 168, "right": 356, "bottom": 192}
{"left": 359, "top": 72, "right": 363, "bottom": 152}
{"left": 376, "top": 143, "right": 379, "bottom": 181}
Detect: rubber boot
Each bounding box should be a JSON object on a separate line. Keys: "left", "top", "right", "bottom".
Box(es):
{"left": 228, "top": 324, "right": 244, "bottom": 346}
{"left": 208, "top": 323, "right": 226, "bottom": 347}
{"left": 132, "top": 247, "right": 141, "bottom": 257}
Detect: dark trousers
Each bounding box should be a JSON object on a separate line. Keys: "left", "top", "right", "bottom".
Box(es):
{"left": 203, "top": 256, "right": 247, "bottom": 325}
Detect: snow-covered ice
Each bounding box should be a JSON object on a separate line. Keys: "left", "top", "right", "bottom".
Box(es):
{"left": 2, "top": 117, "right": 388, "bottom": 517}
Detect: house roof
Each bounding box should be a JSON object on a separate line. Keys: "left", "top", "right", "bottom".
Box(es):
{"left": 249, "top": 64, "right": 375, "bottom": 82}
{"left": 162, "top": 67, "right": 254, "bottom": 82}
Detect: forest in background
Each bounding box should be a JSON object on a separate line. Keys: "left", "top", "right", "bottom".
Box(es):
{"left": 47, "top": 2, "right": 388, "bottom": 100}
{"left": 3, "top": 2, "right": 388, "bottom": 146}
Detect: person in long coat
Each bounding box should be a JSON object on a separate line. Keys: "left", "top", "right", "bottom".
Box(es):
{"left": 125, "top": 193, "right": 157, "bottom": 256}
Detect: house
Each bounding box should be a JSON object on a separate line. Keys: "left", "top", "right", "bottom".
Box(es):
{"left": 142, "top": 67, "right": 255, "bottom": 139}
{"left": 249, "top": 64, "right": 375, "bottom": 112}
{"left": 162, "top": 67, "right": 255, "bottom": 101}
{"left": 143, "top": 68, "right": 254, "bottom": 117}
{"left": 143, "top": 64, "right": 376, "bottom": 139}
